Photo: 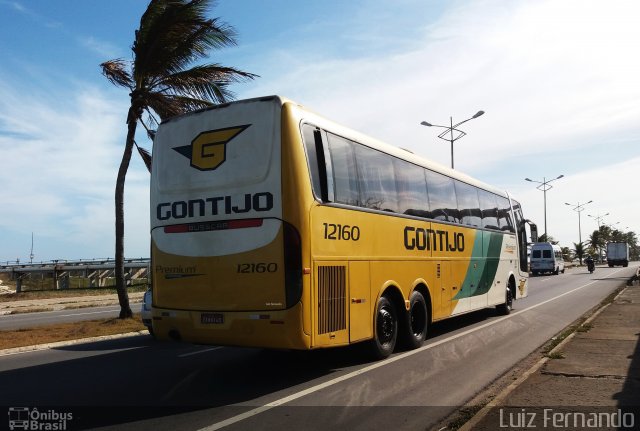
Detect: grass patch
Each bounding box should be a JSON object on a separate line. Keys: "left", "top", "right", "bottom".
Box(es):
{"left": 543, "top": 325, "right": 578, "bottom": 355}
{"left": 0, "top": 285, "right": 147, "bottom": 303}
{"left": 576, "top": 323, "right": 593, "bottom": 332}
{"left": 546, "top": 351, "right": 565, "bottom": 359}
{"left": 0, "top": 314, "right": 146, "bottom": 350}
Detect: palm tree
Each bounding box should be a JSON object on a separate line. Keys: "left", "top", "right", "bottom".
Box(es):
{"left": 100, "top": 0, "right": 257, "bottom": 318}
{"left": 573, "top": 242, "right": 585, "bottom": 265}
{"left": 598, "top": 225, "right": 612, "bottom": 242}
{"left": 624, "top": 231, "right": 639, "bottom": 260}
{"left": 537, "top": 233, "right": 558, "bottom": 245}
{"left": 560, "top": 246, "right": 571, "bottom": 262}
{"left": 586, "top": 230, "right": 606, "bottom": 262}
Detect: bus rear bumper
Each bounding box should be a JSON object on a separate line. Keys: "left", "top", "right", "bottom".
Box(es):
{"left": 151, "top": 302, "right": 310, "bottom": 350}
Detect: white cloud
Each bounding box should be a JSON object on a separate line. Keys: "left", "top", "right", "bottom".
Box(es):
{"left": 2, "top": 0, "right": 639, "bottom": 261}
{"left": 0, "top": 79, "right": 150, "bottom": 261}
{"left": 241, "top": 0, "right": 640, "bottom": 167}
{"left": 0, "top": 0, "right": 61, "bottom": 28}
{"left": 235, "top": 0, "right": 640, "bottom": 245}
{"left": 509, "top": 156, "right": 639, "bottom": 248}
{"left": 80, "top": 36, "right": 120, "bottom": 59}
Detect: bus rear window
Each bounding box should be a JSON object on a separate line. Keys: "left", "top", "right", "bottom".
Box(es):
{"left": 532, "top": 250, "right": 541, "bottom": 258}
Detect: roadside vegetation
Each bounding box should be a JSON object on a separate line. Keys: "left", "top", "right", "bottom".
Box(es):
{"left": 0, "top": 285, "right": 148, "bottom": 303}
{"left": 0, "top": 315, "right": 146, "bottom": 350}
{"left": 0, "top": 273, "right": 148, "bottom": 302}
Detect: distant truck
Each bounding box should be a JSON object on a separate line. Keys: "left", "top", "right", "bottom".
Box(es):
{"left": 606, "top": 242, "right": 629, "bottom": 267}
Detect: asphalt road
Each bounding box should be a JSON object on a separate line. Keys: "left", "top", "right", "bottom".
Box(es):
{"left": 0, "top": 264, "right": 636, "bottom": 431}
{"left": 0, "top": 303, "right": 143, "bottom": 330}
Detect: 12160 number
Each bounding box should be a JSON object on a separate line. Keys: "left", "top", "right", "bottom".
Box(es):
{"left": 237, "top": 263, "right": 278, "bottom": 273}
{"left": 323, "top": 223, "right": 360, "bottom": 241}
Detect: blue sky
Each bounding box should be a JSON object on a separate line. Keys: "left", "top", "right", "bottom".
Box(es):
{"left": 1, "top": 0, "right": 639, "bottom": 262}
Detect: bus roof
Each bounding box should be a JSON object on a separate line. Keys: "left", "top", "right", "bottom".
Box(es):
{"left": 160, "top": 95, "right": 508, "bottom": 198}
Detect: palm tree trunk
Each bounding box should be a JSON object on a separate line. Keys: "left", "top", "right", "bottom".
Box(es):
{"left": 114, "top": 107, "right": 138, "bottom": 319}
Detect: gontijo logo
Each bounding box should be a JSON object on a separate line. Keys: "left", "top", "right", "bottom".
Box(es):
{"left": 172, "top": 125, "right": 250, "bottom": 171}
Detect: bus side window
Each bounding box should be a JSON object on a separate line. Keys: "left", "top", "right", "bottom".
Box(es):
{"left": 327, "top": 133, "right": 360, "bottom": 207}
{"left": 302, "top": 124, "right": 325, "bottom": 201}
{"left": 478, "top": 190, "right": 499, "bottom": 230}
{"left": 512, "top": 200, "right": 529, "bottom": 272}
{"left": 425, "top": 169, "right": 459, "bottom": 223}
{"left": 393, "top": 158, "right": 430, "bottom": 218}
{"left": 456, "top": 180, "right": 482, "bottom": 228}
{"left": 498, "top": 197, "right": 515, "bottom": 233}
{"left": 353, "top": 144, "right": 398, "bottom": 212}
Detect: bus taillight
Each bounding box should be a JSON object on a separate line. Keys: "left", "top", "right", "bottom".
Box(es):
{"left": 163, "top": 218, "right": 263, "bottom": 233}
{"left": 284, "top": 222, "right": 302, "bottom": 308}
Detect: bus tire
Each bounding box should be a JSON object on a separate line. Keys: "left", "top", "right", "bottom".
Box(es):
{"left": 400, "top": 290, "right": 428, "bottom": 350}
{"left": 368, "top": 295, "right": 398, "bottom": 359}
{"left": 497, "top": 287, "right": 513, "bottom": 315}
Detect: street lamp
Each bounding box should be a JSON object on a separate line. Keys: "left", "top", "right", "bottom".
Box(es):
{"left": 420, "top": 110, "right": 485, "bottom": 169}
{"left": 608, "top": 221, "right": 621, "bottom": 231}
{"left": 565, "top": 200, "right": 593, "bottom": 263}
{"left": 587, "top": 212, "right": 609, "bottom": 262}
{"left": 524, "top": 175, "right": 564, "bottom": 239}
{"left": 587, "top": 212, "right": 609, "bottom": 229}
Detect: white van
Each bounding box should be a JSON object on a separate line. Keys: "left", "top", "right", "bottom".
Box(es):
{"left": 530, "top": 242, "right": 565, "bottom": 275}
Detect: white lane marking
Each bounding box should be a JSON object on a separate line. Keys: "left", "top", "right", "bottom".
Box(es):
{"left": 58, "top": 310, "right": 116, "bottom": 317}
{"left": 178, "top": 347, "right": 223, "bottom": 358}
{"left": 197, "top": 267, "right": 630, "bottom": 431}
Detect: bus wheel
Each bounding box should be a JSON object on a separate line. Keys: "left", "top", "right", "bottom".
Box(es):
{"left": 368, "top": 295, "right": 398, "bottom": 359}
{"left": 497, "top": 287, "right": 513, "bottom": 315}
{"left": 401, "top": 290, "right": 428, "bottom": 350}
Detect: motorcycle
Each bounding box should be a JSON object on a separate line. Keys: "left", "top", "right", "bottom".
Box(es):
{"left": 586, "top": 259, "right": 595, "bottom": 274}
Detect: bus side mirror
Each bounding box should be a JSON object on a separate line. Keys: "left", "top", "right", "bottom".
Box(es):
{"left": 530, "top": 223, "right": 538, "bottom": 243}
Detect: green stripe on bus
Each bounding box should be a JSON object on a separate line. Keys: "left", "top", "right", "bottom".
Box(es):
{"left": 454, "top": 232, "right": 504, "bottom": 299}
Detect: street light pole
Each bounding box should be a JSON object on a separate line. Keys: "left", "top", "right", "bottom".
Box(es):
{"left": 588, "top": 212, "right": 610, "bottom": 262}
{"left": 566, "top": 200, "right": 593, "bottom": 263}
{"left": 524, "top": 175, "right": 564, "bottom": 239}
{"left": 420, "top": 110, "right": 485, "bottom": 169}
{"left": 608, "top": 221, "right": 621, "bottom": 232}
{"left": 588, "top": 212, "right": 609, "bottom": 230}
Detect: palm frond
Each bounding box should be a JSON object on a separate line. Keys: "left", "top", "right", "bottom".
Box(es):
{"left": 134, "top": 0, "right": 240, "bottom": 80}
{"left": 105, "top": 0, "right": 257, "bottom": 123}
{"left": 140, "top": 109, "right": 159, "bottom": 140}
{"left": 134, "top": 141, "right": 152, "bottom": 173}
{"left": 145, "top": 92, "right": 213, "bottom": 120}
{"left": 100, "top": 59, "right": 134, "bottom": 89}
{"left": 155, "top": 64, "right": 258, "bottom": 104}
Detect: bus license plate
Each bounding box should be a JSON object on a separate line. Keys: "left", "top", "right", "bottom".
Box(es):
{"left": 201, "top": 313, "right": 224, "bottom": 324}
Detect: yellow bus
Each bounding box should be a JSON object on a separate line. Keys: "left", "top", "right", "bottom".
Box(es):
{"left": 150, "top": 96, "right": 537, "bottom": 358}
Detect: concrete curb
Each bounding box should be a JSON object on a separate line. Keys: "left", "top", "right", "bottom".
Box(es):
{"left": 0, "top": 330, "right": 150, "bottom": 357}
{"left": 457, "top": 286, "right": 626, "bottom": 431}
